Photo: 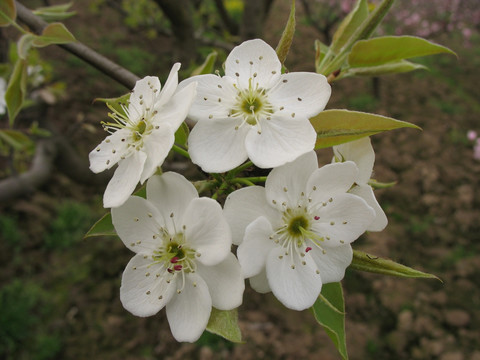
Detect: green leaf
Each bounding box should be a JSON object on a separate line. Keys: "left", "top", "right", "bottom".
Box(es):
{"left": 206, "top": 308, "right": 243, "bottom": 343}
{"left": 84, "top": 212, "right": 117, "bottom": 238}
{"left": 331, "top": 0, "right": 368, "bottom": 54}
{"left": 314, "top": 40, "right": 329, "bottom": 73}
{"left": 174, "top": 122, "right": 189, "bottom": 147}
{"left": 0, "top": 0, "right": 16, "bottom": 27}
{"left": 349, "top": 36, "right": 456, "bottom": 67}
{"left": 32, "top": 23, "right": 76, "bottom": 47}
{"left": 312, "top": 283, "right": 348, "bottom": 360}
{"left": 5, "top": 58, "right": 28, "bottom": 127}
{"left": 275, "top": 0, "right": 295, "bottom": 66}
{"left": 0, "top": 129, "right": 33, "bottom": 150}
{"left": 33, "top": 2, "right": 76, "bottom": 22}
{"left": 339, "top": 60, "right": 427, "bottom": 79}
{"left": 310, "top": 109, "right": 421, "bottom": 149}
{"left": 191, "top": 51, "right": 218, "bottom": 76}
{"left": 350, "top": 250, "right": 441, "bottom": 280}
{"left": 17, "top": 34, "right": 36, "bottom": 60}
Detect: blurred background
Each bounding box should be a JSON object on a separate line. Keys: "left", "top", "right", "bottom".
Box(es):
{"left": 0, "top": 0, "right": 479, "bottom": 359}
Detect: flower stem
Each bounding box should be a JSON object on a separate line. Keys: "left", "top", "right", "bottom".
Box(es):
{"left": 171, "top": 144, "right": 190, "bottom": 159}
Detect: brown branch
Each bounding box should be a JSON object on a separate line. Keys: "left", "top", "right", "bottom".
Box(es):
{"left": 15, "top": 1, "right": 140, "bottom": 90}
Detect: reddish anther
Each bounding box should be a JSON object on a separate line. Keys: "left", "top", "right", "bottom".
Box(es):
{"left": 170, "top": 256, "right": 179, "bottom": 263}
{"left": 314, "top": 216, "right": 320, "bottom": 220}
{"left": 305, "top": 247, "right": 312, "bottom": 252}
{"left": 167, "top": 268, "right": 174, "bottom": 273}
{"left": 174, "top": 264, "right": 183, "bottom": 271}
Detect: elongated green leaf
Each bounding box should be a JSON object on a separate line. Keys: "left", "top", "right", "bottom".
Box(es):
{"left": 275, "top": 0, "right": 295, "bottom": 66}
{"left": 33, "top": 2, "right": 76, "bottom": 22}
{"left": 206, "top": 308, "right": 243, "bottom": 343}
{"left": 368, "top": 179, "right": 396, "bottom": 189}
{"left": 5, "top": 58, "right": 28, "bottom": 126}
{"left": 84, "top": 212, "right": 117, "bottom": 238}
{"left": 17, "top": 34, "right": 36, "bottom": 60}
{"left": 174, "top": 122, "right": 189, "bottom": 147}
{"left": 315, "top": 40, "right": 329, "bottom": 73}
{"left": 310, "top": 109, "right": 421, "bottom": 149}
{"left": 351, "top": 250, "right": 441, "bottom": 280}
{"left": 32, "top": 23, "right": 76, "bottom": 47}
{"left": 0, "top": 129, "right": 33, "bottom": 150}
{"left": 95, "top": 93, "right": 130, "bottom": 117}
{"left": 312, "top": 283, "right": 348, "bottom": 360}
{"left": 339, "top": 60, "right": 427, "bottom": 79}
{"left": 331, "top": 0, "right": 368, "bottom": 54}
{"left": 191, "top": 51, "right": 218, "bottom": 76}
{"left": 0, "top": 0, "right": 16, "bottom": 27}
{"left": 349, "top": 36, "right": 456, "bottom": 67}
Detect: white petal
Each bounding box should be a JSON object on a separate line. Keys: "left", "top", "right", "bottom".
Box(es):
{"left": 129, "top": 76, "right": 161, "bottom": 119}
{"left": 183, "top": 198, "right": 231, "bottom": 266}
{"left": 268, "top": 72, "right": 331, "bottom": 118}
{"left": 308, "top": 243, "right": 353, "bottom": 284}
{"left": 139, "top": 123, "right": 174, "bottom": 183}
{"left": 265, "top": 151, "right": 318, "bottom": 210}
{"left": 196, "top": 253, "right": 244, "bottom": 310}
{"left": 155, "top": 63, "right": 181, "bottom": 109}
{"left": 146, "top": 172, "right": 198, "bottom": 233}
{"left": 237, "top": 216, "right": 276, "bottom": 278}
{"left": 350, "top": 184, "right": 387, "bottom": 232}
{"left": 188, "top": 118, "right": 249, "bottom": 173}
{"left": 120, "top": 253, "right": 176, "bottom": 317}
{"left": 166, "top": 272, "right": 212, "bottom": 342}
{"left": 112, "top": 195, "right": 165, "bottom": 253}
{"left": 223, "top": 186, "right": 279, "bottom": 245}
{"left": 225, "top": 39, "right": 281, "bottom": 89}
{"left": 181, "top": 74, "right": 237, "bottom": 122}
{"left": 103, "top": 150, "right": 147, "bottom": 208}
{"left": 311, "top": 193, "right": 376, "bottom": 246}
{"left": 89, "top": 128, "right": 131, "bottom": 173}
{"left": 266, "top": 246, "right": 322, "bottom": 311}
{"left": 333, "top": 137, "right": 374, "bottom": 184}
{"left": 306, "top": 161, "right": 359, "bottom": 203}
{"left": 249, "top": 268, "right": 271, "bottom": 294}
{"left": 245, "top": 116, "right": 316, "bottom": 169}
{"left": 157, "top": 81, "right": 197, "bottom": 130}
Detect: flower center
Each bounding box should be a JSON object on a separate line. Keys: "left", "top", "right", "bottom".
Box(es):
{"left": 287, "top": 215, "right": 309, "bottom": 237}
{"left": 152, "top": 231, "right": 197, "bottom": 275}
{"left": 231, "top": 79, "right": 273, "bottom": 126}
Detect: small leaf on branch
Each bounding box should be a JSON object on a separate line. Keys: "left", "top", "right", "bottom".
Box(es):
{"left": 191, "top": 51, "right": 218, "bottom": 76}
{"left": 32, "top": 23, "right": 76, "bottom": 47}
{"left": 312, "top": 282, "right": 348, "bottom": 360}
{"left": 5, "top": 58, "right": 28, "bottom": 127}
{"left": 17, "top": 34, "right": 36, "bottom": 60}
{"left": 275, "top": 0, "right": 295, "bottom": 66}
{"left": 331, "top": 0, "right": 368, "bottom": 54}
{"left": 348, "top": 36, "right": 456, "bottom": 67}
{"left": 0, "top": 0, "right": 16, "bottom": 27}
{"left": 350, "top": 250, "right": 441, "bottom": 280}
{"left": 0, "top": 129, "right": 33, "bottom": 150}
{"left": 33, "top": 2, "right": 76, "bottom": 22}
{"left": 314, "top": 40, "right": 329, "bottom": 72}
{"left": 206, "top": 308, "right": 243, "bottom": 343}
{"left": 339, "top": 60, "right": 427, "bottom": 79}
{"left": 310, "top": 109, "right": 421, "bottom": 149}
{"left": 84, "top": 212, "right": 117, "bottom": 238}
{"left": 174, "top": 122, "right": 189, "bottom": 147}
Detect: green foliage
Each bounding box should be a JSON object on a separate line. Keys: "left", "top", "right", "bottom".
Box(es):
{"left": 5, "top": 58, "right": 27, "bottom": 126}
{"left": 0, "top": 215, "right": 21, "bottom": 248}
{"left": 191, "top": 51, "right": 218, "bottom": 76}
{"left": 330, "top": 0, "right": 368, "bottom": 54}
{"left": 0, "top": 0, "right": 16, "bottom": 27}
{"left": 32, "top": 2, "right": 76, "bottom": 22}
{"left": 275, "top": 0, "right": 295, "bottom": 67}
{"left": 206, "top": 308, "right": 242, "bottom": 343}
{"left": 44, "top": 201, "right": 94, "bottom": 249}
{"left": 350, "top": 250, "right": 440, "bottom": 280}
{"left": 174, "top": 122, "right": 190, "bottom": 147}
{"left": 32, "top": 22, "right": 76, "bottom": 47}
{"left": 312, "top": 283, "right": 348, "bottom": 360}
{"left": 85, "top": 212, "right": 117, "bottom": 238}
{"left": 310, "top": 109, "right": 420, "bottom": 149}
{"left": 0, "top": 280, "right": 59, "bottom": 359}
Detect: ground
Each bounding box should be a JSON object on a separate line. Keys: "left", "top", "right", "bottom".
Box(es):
{"left": 1, "top": 1, "right": 479, "bottom": 360}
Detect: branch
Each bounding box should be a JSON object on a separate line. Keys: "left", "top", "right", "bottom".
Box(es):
{"left": 15, "top": 1, "right": 140, "bottom": 89}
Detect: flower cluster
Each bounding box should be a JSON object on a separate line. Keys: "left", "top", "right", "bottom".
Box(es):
{"left": 90, "top": 39, "right": 387, "bottom": 342}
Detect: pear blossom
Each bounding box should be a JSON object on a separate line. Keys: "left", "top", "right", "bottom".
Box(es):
{"left": 333, "top": 137, "right": 388, "bottom": 231}
{"left": 223, "top": 151, "right": 375, "bottom": 310}
{"left": 112, "top": 172, "right": 244, "bottom": 342}
{"left": 89, "top": 63, "right": 197, "bottom": 208}
{"left": 183, "top": 39, "right": 331, "bottom": 173}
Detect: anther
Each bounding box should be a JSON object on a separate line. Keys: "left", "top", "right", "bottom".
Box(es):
{"left": 305, "top": 247, "right": 312, "bottom": 252}
{"left": 209, "top": 115, "right": 213, "bottom": 119}
{"left": 155, "top": 126, "right": 159, "bottom": 129}
{"left": 235, "top": 59, "right": 239, "bottom": 64}
{"left": 235, "top": 72, "right": 240, "bottom": 76}
{"left": 218, "top": 98, "right": 222, "bottom": 102}
{"left": 272, "top": 200, "right": 277, "bottom": 204}
{"left": 283, "top": 187, "right": 288, "bottom": 192}
{"left": 112, "top": 149, "right": 116, "bottom": 154}
{"left": 218, "top": 84, "right": 222, "bottom": 88}
{"left": 283, "top": 79, "right": 288, "bottom": 83}
{"left": 314, "top": 216, "right": 320, "bottom": 220}
{"left": 148, "top": 213, "right": 153, "bottom": 218}
{"left": 330, "top": 221, "right": 335, "bottom": 225}
{"left": 302, "top": 261, "right": 306, "bottom": 265}
{"left": 158, "top": 295, "right": 163, "bottom": 300}
{"left": 174, "top": 265, "right": 182, "bottom": 271}
{"left": 253, "top": 72, "right": 257, "bottom": 77}
{"left": 134, "top": 217, "right": 139, "bottom": 222}
{"left": 96, "top": 148, "right": 100, "bottom": 152}
{"left": 340, "top": 240, "right": 345, "bottom": 244}
{"left": 249, "top": 61, "right": 253, "bottom": 65}
{"left": 316, "top": 270, "right": 320, "bottom": 274}
{"left": 145, "top": 272, "right": 150, "bottom": 277}
{"left": 170, "top": 257, "right": 179, "bottom": 264}
{"left": 291, "top": 265, "right": 295, "bottom": 269}
{"left": 170, "top": 212, "right": 174, "bottom": 218}
{"left": 204, "top": 97, "right": 208, "bottom": 101}
{"left": 106, "top": 160, "right": 110, "bottom": 165}
{"left": 291, "top": 113, "right": 295, "bottom": 118}
{"left": 280, "top": 106, "right": 284, "bottom": 110}
{"left": 343, "top": 221, "right": 347, "bottom": 224}
{"left": 259, "top": 56, "right": 263, "bottom": 60}
{"left": 298, "top": 97, "right": 302, "bottom": 101}
{"left": 130, "top": 243, "right": 135, "bottom": 246}
{"left": 272, "top": 71, "right": 277, "bottom": 74}
{"left": 106, "top": 139, "right": 110, "bottom": 143}
{"left": 146, "top": 291, "right": 151, "bottom": 295}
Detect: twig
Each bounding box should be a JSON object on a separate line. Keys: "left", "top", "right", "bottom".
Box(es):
{"left": 15, "top": 1, "right": 140, "bottom": 89}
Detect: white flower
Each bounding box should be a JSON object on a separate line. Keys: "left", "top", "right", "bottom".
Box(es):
{"left": 0, "top": 77, "right": 6, "bottom": 116}
{"left": 112, "top": 172, "right": 244, "bottom": 342}
{"left": 223, "top": 151, "right": 375, "bottom": 311}
{"left": 184, "top": 39, "right": 331, "bottom": 173}
{"left": 333, "top": 137, "right": 388, "bottom": 231}
{"left": 89, "top": 63, "right": 197, "bottom": 208}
